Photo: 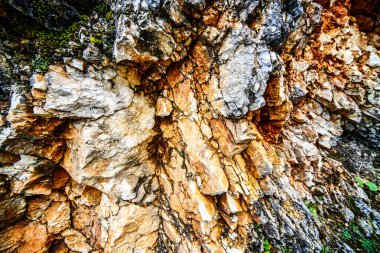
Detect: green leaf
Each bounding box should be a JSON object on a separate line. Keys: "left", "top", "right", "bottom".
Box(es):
{"left": 263, "top": 240, "right": 271, "bottom": 251}
{"left": 355, "top": 176, "right": 365, "bottom": 188}
{"left": 365, "top": 181, "right": 378, "bottom": 192}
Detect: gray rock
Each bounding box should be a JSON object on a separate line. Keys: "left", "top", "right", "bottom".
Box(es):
{"left": 113, "top": 0, "right": 177, "bottom": 63}
{"left": 358, "top": 218, "right": 373, "bottom": 237}
{"left": 217, "top": 26, "right": 281, "bottom": 118}
{"left": 342, "top": 208, "right": 355, "bottom": 222}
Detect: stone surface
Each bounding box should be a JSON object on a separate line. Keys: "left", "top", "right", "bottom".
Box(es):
{"left": 44, "top": 67, "right": 134, "bottom": 119}
{"left": 62, "top": 95, "right": 156, "bottom": 199}
{"left": 0, "top": 0, "right": 380, "bottom": 252}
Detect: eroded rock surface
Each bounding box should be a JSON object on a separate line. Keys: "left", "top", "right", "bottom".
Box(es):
{"left": 0, "top": 0, "right": 380, "bottom": 252}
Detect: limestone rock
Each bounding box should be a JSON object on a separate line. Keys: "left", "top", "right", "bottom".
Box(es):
{"left": 156, "top": 97, "right": 173, "bottom": 117}
{"left": 62, "top": 95, "right": 156, "bottom": 199}
{"left": 113, "top": 0, "right": 177, "bottom": 63}
{"left": 1, "top": 0, "right": 380, "bottom": 252}
{"left": 44, "top": 67, "right": 134, "bottom": 119}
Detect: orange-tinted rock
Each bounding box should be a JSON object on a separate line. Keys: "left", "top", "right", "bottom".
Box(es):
{"left": 0, "top": 221, "right": 50, "bottom": 253}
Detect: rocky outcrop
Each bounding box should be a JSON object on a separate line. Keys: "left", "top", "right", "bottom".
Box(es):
{"left": 0, "top": 0, "right": 379, "bottom": 252}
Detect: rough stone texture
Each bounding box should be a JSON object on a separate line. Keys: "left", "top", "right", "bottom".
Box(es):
{"left": 0, "top": 0, "right": 380, "bottom": 252}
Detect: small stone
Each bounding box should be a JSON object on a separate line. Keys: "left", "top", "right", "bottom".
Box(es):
{"left": 0, "top": 196, "right": 26, "bottom": 229}
{"left": 62, "top": 229, "right": 92, "bottom": 253}
{"left": 0, "top": 221, "right": 49, "bottom": 253}
{"left": 368, "top": 52, "right": 380, "bottom": 67}
{"left": 44, "top": 201, "right": 71, "bottom": 234}
{"left": 64, "top": 58, "right": 86, "bottom": 71}
{"left": 156, "top": 97, "right": 173, "bottom": 117}
{"left": 30, "top": 74, "right": 47, "bottom": 91}
{"left": 220, "top": 193, "right": 242, "bottom": 214}
{"left": 358, "top": 219, "right": 373, "bottom": 237}
{"left": 342, "top": 208, "right": 355, "bottom": 222}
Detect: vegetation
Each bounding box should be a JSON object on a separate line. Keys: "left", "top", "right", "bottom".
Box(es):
{"left": 31, "top": 54, "right": 50, "bottom": 73}
{"left": 263, "top": 239, "right": 272, "bottom": 253}
{"left": 305, "top": 201, "right": 318, "bottom": 216}
{"left": 321, "top": 245, "right": 332, "bottom": 253}
{"left": 355, "top": 176, "right": 379, "bottom": 192}
{"left": 338, "top": 223, "right": 380, "bottom": 253}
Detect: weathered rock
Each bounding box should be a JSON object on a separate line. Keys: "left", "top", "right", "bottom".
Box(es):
{"left": 105, "top": 204, "right": 159, "bottom": 252}
{"left": 0, "top": 196, "right": 26, "bottom": 229}
{"left": 62, "top": 95, "right": 156, "bottom": 199}
{"left": 0, "top": 0, "right": 379, "bottom": 252}
{"left": 0, "top": 221, "right": 50, "bottom": 253}
{"left": 216, "top": 26, "right": 281, "bottom": 118}
{"left": 113, "top": 0, "right": 177, "bottom": 63}
{"left": 44, "top": 66, "right": 134, "bottom": 119}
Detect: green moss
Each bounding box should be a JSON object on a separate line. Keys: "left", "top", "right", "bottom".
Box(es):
{"left": 94, "top": 2, "right": 108, "bottom": 15}
{"left": 361, "top": 239, "right": 379, "bottom": 253}
{"left": 341, "top": 228, "right": 352, "bottom": 240}
{"left": 31, "top": 54, "right": 50, "bottom": 73}
{"left": 105, "top": 11, "right": 113, "bottom": 21}
{"left": 32, "top": 0, "right": 50, "bottom": 25}
{"left": 321, "top": 245, "right": 332, "bottom": 253}
{"left": 89, "top": 36, "right": 102, "bottom": 44}
{"left": 35, "top": 21, "right": 80, "bottom": 55}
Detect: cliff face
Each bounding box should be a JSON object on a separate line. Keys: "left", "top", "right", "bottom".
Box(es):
{"left": 0, "top": 0, "right": 379, "bottom": 252}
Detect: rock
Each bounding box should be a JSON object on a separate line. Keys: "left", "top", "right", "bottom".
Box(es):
{"left": 156, "top": 97, "right": 173, "bottom": 117}
{"left": 358, "top": 219, "right": 373, "bottom": 237}
{"left": 62, "top": 95, "right": 156, "bottom": 199}
{"left": 178, "top": 117, "right": 229, "bottom": 195}
{"left": 368, "top": 52, "right": 380, "bottom": 67}
{"left": 342, "top": 208, "right": 355, "bottom": 222}
{"left": 163, "top": 220, "right": 181, "bottom": 243}
{"left": 44, "top": 201, "right": 71, "bottom": 234}
{"left": 244, "top": 141, "right": 273, "bottom": 178}
{"left": 0, "top": 196, "right": 26, "bottom": 229}
{"left": 62, "top": 229, "right": 92, "bottom": 253}
{"left": 30, "top": 73, "right": 47, "bottom": 92}
{"left": 0, "top": 0, "right": 379, "bottom": 252}
{"left": 5, "top": 0, "right": 80, "bottom": 31}
{"left": 0, "top": 221, "right": 49, "bottom": 253}
{"left": 113, "top": 0, "right": 177, "bottom": 63}
{"left": 44, "top": 67, "right": 134, "bottom": 119}
{"left": 216, "top": 26, "right": 280, "bottom": 118}
{"left": 64, "top": 58, "right": 86, "bottom": 71}
{"left": 210, "top": 119, "right": 246, "bottom": 157}
{"left": 105, "top": 204, "right": 159, "bottom": 252}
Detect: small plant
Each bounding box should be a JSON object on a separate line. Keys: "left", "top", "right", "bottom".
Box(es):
{"left": 355, "top": 176, "right": 378, "bottom": 192}
{"left": 341, "top": 228, "right": 352, "bottom": 240}
{"left": 305, "top": 201, "right": 318, "bottom": 216}
{"left": 89, "top": 36, "right": 102, "bottom": 44}
{"left": 263, "top": 239, "right": 272, "bottom": 253}
{"left": 31, "top": 54, "right": 50, "bottom": 73}
{"left": 94, "top": 2, "right": 108, "bottom": 14}
{"left": 361, "top": 239, "right": 378, "bottom": 253}
{"left": 321, "top": 245, "right": 332, "bottom": 253}
{"left": 105, "top": 11, "right": 113, "bottom": 21}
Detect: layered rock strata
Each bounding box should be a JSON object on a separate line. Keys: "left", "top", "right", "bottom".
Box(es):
{"left": 0, "top": 0, "right": 379, "bottom": 252}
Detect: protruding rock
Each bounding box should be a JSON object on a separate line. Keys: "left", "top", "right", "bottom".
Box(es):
{"left": 156, "top": 97, "right": 173, "bottom": 117}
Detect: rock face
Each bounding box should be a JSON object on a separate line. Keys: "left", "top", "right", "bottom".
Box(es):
{"left": 1, "top": 0, "right": 380, "bottom": 252}
{"left": 5, "top": 0, "right": 80, "bottom": 30}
